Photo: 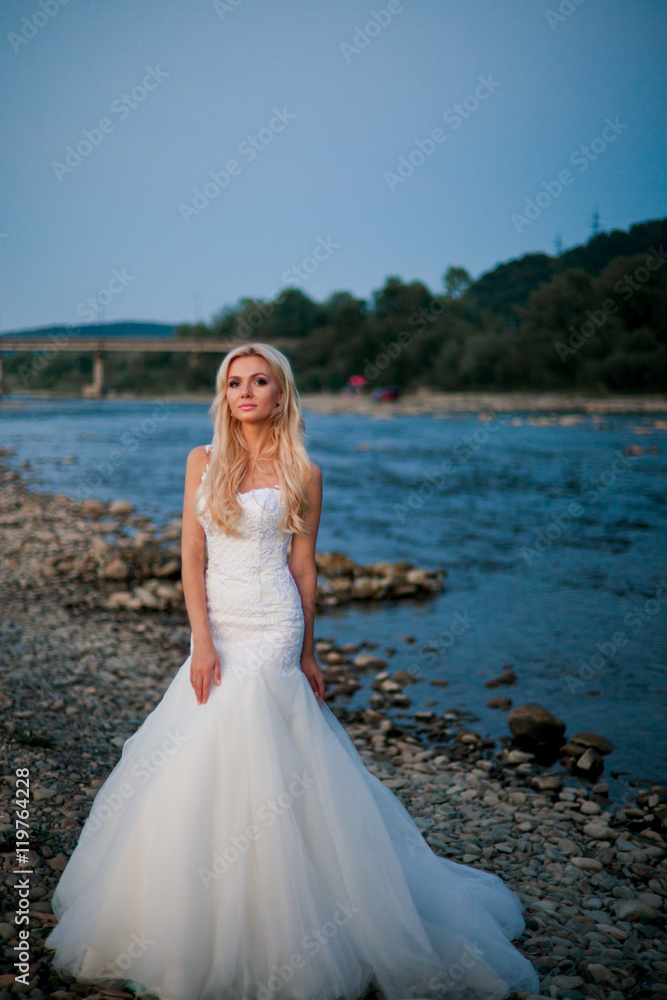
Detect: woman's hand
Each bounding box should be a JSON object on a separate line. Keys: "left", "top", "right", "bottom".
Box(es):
{"left": 300, "top": 653, "right": 325, "bottom": 705}
{"left": 190, "top": 634, "right": 221, "bottom": 705}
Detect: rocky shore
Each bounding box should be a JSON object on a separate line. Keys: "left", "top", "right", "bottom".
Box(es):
{"left": 4, "top": 389, "right": 667, "bottom": 418}
{"left": 298, "top": 391, "right": 667, "bottom": 419}
{"left": 0, "top": 454, "right": 443, "bottom": 613}
{"left": 1, "top": 460, "right": 666, "bottom": 1000}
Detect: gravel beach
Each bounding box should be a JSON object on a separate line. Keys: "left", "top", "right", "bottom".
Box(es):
{"left": 4, "top": 388, "right": 667, "bottom": 417}
{"left": 1, "top": 459, "right": 666, "bottom": 1000}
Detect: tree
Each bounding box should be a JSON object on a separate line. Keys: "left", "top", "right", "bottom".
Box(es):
{"left": 443, "top": 266, "right": 472, "bottom": 300}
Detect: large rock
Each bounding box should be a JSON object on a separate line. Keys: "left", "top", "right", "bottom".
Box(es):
{"left": 570, "top": 730, "right": 615, "bottom": 755}
{"left": 508, "top": 703, "right": 566, "bottom": 749}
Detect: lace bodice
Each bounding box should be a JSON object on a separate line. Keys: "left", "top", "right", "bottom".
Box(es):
{"left": 194, "top": 444, "right": 304, "bottom": 678}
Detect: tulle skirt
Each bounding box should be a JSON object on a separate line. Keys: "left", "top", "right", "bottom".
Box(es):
{"left": 45, "top": 645, "right": 540, "bottom": 1000}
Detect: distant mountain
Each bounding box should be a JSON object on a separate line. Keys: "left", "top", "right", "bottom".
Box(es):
{"left": 467, "top": 216, "right": 667, "bottom": 320}
{"left": 1, "top": 320, "right": 175, "bottom": 339}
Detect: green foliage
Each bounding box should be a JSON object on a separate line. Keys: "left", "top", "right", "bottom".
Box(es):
{"left": 443, "top": 266, "right": 472, "bottom": 299}
{"left": 4, "top": 218, "right": 666, "bottom": 396}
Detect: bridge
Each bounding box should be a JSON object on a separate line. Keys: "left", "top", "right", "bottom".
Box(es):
{"left": 0, "top": 336, "right": 297, "bottom": 398}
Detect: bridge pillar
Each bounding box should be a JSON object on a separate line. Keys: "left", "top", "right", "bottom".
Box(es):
{"left": 0, "top": 352, "right": 3, "bottom": 398}
{"left": 83, "top": 349, "right": 105, "bottom": 399}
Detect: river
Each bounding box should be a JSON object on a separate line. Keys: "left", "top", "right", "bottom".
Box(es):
{"left": 2, "top": 395, "right": 666, "bottom": 798}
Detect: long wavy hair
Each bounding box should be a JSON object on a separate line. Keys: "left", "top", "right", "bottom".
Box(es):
{"left": 194, "top": 343, "right": 313, "bottom": 537}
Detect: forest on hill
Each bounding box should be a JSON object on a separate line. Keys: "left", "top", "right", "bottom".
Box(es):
{"left": 3, "top": 216, "right": 666, "bottom": 395}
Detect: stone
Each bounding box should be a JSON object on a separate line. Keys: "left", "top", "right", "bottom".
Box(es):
{"left": 531, "top": 772, "right": 563, "bottom": 792}
{"left": 80, "top": 498, "right": 105, "bottom": 516}
{"left": 109, "top": 499, "right": 134, "bottom": 515}
{"left": 100, "top": 557, "right": 131, "bottom": 581}
{"left": 613, "top": 899, "right": 659, "bottom": 922}
{"left": 570, "top": 857, "right": 604, "bottom": 873}
{"left": 353, "top": 652, "right": 388, "bottom": 670}
{"left": 505, "top": 748, "right": 535, "bottom": 763}
{"left": 508, "top": 703, "right": 566, "bottom": 748}
{"left": 570, "top": 730, "right": 615, "bottom": 755}
{"left": 583, "top": 820, "right": 616, "bottom": 840}
{"left": 586, "top": 963, "right": 616, "bottom": 984}
{"left": 487, "top": 696, "right": 512, "bottom": 710}
{"left": 390, "top": 671, "right": 418, "bottom": 685}
{"left": 484, "top": 669, "right": 517, "bottom": 688}
{"left": 550, "top": 974, "right": 584, "bottom": 988}
{"left": 574, "top": 747, "right": 604, "bottom": 776}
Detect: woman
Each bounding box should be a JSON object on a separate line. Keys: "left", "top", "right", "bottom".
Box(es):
{"left": 45, "top": 343, "right": 540, "bottom": 1000}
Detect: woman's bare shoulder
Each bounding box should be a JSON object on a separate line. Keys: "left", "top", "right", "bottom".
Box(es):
{"left": 307, "top": 460, "right": 322, "bottom": 489}
{"left": 186, "top": 445, "right": 210, "bottom": 475}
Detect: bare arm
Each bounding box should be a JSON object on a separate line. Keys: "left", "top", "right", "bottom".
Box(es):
{"left": 181, "top": 446, "right": 220, "bottom": 705}
{"left": 288, "top": 462, "right": 325, "bottom": 703}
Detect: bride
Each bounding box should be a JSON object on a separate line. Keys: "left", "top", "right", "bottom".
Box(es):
{"left": 45, "top": 342, "right": 540, "bottom": 1000}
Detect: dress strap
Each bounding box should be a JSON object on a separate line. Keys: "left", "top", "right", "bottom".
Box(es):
{"left": 200, "top": 443, "right": 213, "bottom": 482}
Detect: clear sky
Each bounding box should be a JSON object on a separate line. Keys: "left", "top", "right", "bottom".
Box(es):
{"left": 1, "top": 0, "right": 665, "bottom": 333}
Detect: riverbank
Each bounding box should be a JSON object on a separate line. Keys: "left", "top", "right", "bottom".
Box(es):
{"left": 0, "top": 467, "right": 666, "bottom": 997}
{"left": 3, "top": 387, "right": 667, "bottom": 416}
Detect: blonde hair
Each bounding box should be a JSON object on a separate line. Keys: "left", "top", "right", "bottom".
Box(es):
{"left": 194, "top": 342, "right": 313, "bottom": 536}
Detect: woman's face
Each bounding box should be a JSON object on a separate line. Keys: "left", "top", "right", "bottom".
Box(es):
{"left": 226, "top": 356, "right": 282, "bottom": 424}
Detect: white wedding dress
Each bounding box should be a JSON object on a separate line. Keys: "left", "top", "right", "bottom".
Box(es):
{"left": 45, "top": 446, "right": 540, "bottom": 1000}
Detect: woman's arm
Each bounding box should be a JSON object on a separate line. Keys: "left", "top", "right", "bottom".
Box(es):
{"left": 181, "top": 446, "right": 221, "bottom": 705}
{"left": 288, "top": 462, "right": 325, "bottom": 703}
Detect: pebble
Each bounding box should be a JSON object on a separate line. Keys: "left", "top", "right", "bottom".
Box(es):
{"left": 1, "top": 456, "right": 666, "bottom": 1000}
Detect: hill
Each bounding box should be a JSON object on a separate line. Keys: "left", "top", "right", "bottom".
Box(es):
{"left": 2, "top": 320, "right": 174, "bottom": 339}
{"left": 2, "top": 217, "right": 665, "bottom": 395}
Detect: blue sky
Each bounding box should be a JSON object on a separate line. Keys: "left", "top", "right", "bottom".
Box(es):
{"left": 1, "top": 0, "right": 665, "bottom": 332}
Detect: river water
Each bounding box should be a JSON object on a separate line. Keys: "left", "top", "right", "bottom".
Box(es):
{"left": 2, "top": 395, "right": 666, "bottom": 798}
